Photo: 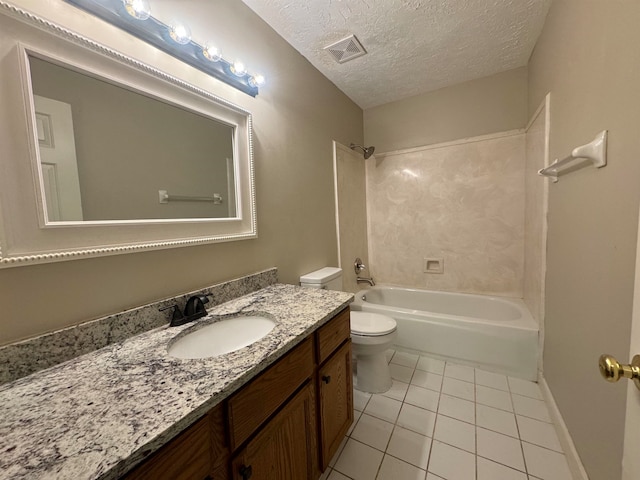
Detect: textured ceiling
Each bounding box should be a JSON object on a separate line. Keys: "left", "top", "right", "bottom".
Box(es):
{"left": 240, "top": 0, "right": 552, "bottom": 109}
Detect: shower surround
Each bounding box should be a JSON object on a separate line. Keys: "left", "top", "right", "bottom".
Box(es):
{"left": 366, "top": 131, "right": 526, "bottom": 298}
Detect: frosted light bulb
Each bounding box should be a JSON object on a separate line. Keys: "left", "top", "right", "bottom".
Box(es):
{"left": 231, "top": 60, "right": 246, "bottom": 77}
{"left": 249, "top": 74, "right": 265, "bottom": 88}
{"left": 203, "top": 44, "right": 222, "bottom": 62}
{"left": 168, "top": 21, "right": 191, "bottom": 45}
{"left": 123, "top": 0, "right": 151, "bottom": 20}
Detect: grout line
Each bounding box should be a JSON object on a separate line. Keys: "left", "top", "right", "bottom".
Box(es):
{"left": 345, "top": 355, "right": 570, "bottom": 480}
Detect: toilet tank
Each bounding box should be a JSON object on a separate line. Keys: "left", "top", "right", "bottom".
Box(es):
{"left": 299, "top": 267, "right": 343, "bottom": 291}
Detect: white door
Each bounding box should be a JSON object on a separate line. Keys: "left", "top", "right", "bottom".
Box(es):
{"left": 621, "top": 207, "right": 640, "bottom": 479}
{"left": 34, "top": 95, "right": 83, "bottom": 221}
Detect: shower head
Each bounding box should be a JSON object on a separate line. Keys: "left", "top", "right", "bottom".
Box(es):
{"left": 349, "top": 143, "right": 375, "bottom": 159}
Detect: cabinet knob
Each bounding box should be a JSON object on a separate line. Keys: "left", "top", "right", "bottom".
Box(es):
{"left": 239, "top": 465, "right": 253, "bottom": 480}
{"left": 322, "top": 375, "right": 331, "bottom": 384}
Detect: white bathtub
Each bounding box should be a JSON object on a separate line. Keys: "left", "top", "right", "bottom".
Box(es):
{"left": 351, "top": 286, "right": 539, "bottom": 380}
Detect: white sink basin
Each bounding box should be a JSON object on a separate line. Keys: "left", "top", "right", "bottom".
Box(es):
{"left": 168, "top": 315, "right": 276, "bottom": 359}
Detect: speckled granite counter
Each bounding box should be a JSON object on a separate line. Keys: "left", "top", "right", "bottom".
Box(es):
{"left": 0, "top": 284, "right": 353, "bottom": 480}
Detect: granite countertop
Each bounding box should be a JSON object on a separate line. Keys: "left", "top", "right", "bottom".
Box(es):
{"left": 0, "top": 284, "right": 353, "bottom": 480}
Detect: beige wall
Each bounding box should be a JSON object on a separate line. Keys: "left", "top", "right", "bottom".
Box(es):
{"left": 0, "top": 0, "right": 362, "bottom": 345}
{"left": 334, "top": 143, "right": 370, "bottom": 293}
{"left": 367, "top": 132, "right": 525, "bottom": 297}
{"left": 528, "top": 1, "right": 640, "bottom": 479}
{"left": 364, "top": 67, "right": 528, "bottom": 153}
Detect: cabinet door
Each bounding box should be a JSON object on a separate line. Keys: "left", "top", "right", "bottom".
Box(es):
{"left": 318, "top": 340, "right": 353, "bottom": 470}
{"left": 231, "top": 383, "right": 318, "bottom": 480}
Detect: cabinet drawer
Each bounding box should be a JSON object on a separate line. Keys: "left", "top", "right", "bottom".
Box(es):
{"left": 123, "top": 415, "right": 211, "bottom": 480}
{"left": 227, "top": 337, "right": 314, "bottom": 450}
{"left": 316, "top": 308, "right": 350, "bottom": 364}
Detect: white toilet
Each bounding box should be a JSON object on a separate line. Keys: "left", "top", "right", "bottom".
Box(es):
{"left": 300, "top": 267, "right": 397, "bottom": 393}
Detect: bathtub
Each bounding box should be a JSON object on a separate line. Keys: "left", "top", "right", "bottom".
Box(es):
{"left": 351, "top": 286, "right": 539, "bottom": 380}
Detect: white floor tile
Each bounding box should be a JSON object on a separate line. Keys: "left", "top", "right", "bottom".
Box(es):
{"left": 381, "top": 380, "right": 409, "bottom": 402}
{"left": 354, "top": 389, "right": 372, "bottom": 412}
{"left": 390, "top": 363, "right": 415, "bottom": 383}
{"left": 428, "top": 441, "right": 476, "bottom": 480}
{"left": 348, "top": 409, "right": 362, "bottom": 436}
{"left": 522, "top": 442, "right": 573, "bottom": 480}
{"left": 377, "top": 454, "right": 427, "bottom": 480}
{"left": 327, "top": 469, "right": 351, "bottom": 480}
{"left": 477, "top": 427, "right": 526, "bottom": 472}
{"left": 329, "top": 435, "right": 349, "bottom": 467}
{"left": 411, "top": 370, "right": 443, "bottom": 392}
{"left": 364, "top": 395, "right": 403, "bottom": 424}
{"left": 512, "top": 394, "right": 552, "bottom": 422}
{"left": 477, "top": 457, "right": 527, "bottom": 480}
{"left": 476, "top": 384, "right": 513, "bottom": 411}
{"left": 385, "top": 349, "right": 395, "bottom": 363}
{"left": 517, "top": 415, "right": 563, "bottom": 452}
{"left": 405, "top": 384, "right": 440, "bottom": 412}
{"left": 333, "top": 438, "right": 384, "bottom": 480}
{"left": 417, "top": 356, "right": 446, "bottom": 374}
{"left": 350, "top": 413, "right": 394, "bottom": 451}
{"left": 508, "top": 377, "right": 544, "bottom": 400}
{"left": 438, "top": 394, "right": 475, "bottom": 424}
{"left": 476, "top": 404, "right": 519, "bottom": 438}
{"left": 441, "top": 377, "right": 474, "bottom": 401}
{"left": 397, "top": 403, "right": 437, "bottom": 437}
{"left": 475, "top": 369, "right": 509, "bottom": 391}
{"left": 342, "top": 359, "right": 569, "bottom": 480}
{"left": 319, "top": 466, "right": 332, "bottom": 480}
{"left": 391, "top": 351, "right": 420, "bottom": 368}
{"left": 444, "top": 363, "right": 475, "bottom": 382}
{"left": 433, "top": 415, "right": 475, "bottom": 453}
{"left": 386, "top": 426, "right": 432, "bottom": 470}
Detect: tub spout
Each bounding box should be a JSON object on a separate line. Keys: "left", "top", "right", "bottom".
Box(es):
{"left": 357, "top": 276, "right": 376, "bottom": 286}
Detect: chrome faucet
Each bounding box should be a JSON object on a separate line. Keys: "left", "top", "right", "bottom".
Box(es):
{"left": 357, "top": 276, "right": 376, "bottom": 286}
{"left": 354, "top": 257, "right": 375, "bottom": 286}
{"left": 160, "top": 294, "right": 211, "bottom": 327}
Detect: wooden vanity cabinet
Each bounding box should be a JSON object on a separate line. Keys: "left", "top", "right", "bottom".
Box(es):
{"left": 121, "top": 307, "right": 352, "bottom": 480}
{"left": 315, "top": 310, "right": 353, "bottom": 470}
{"left": 122, "top": 415, "right": 212, "bottom": 480}
{"left": 231, "top": 382, "right": 317, "bottom": 480}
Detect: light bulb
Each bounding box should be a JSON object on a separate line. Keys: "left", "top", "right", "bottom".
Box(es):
{"left": 231, "top": 60, "right": 246, "bottom": 77}
{"left": 203, "top": 44, "right": 222, "bottom": 62}
{"left": 168, "top": 21, "right": 191, "bottom": 45}
{"left": 122, "top": 0, "right": 151, "bottom": 20}
{"left": 249, "top": 74, "right": 265, "bottom": 88}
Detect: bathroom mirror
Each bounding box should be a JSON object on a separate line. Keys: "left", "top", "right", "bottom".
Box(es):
{"left": 0, "top": 5, "right": 257, "bottom": 267}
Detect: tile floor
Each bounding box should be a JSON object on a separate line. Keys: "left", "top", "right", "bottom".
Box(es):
{"left": 321, "top": 350, "right": 573, "bottom": 480}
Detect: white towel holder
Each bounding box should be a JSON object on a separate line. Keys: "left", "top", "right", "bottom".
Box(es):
{"left": 538, "top": 130, "right": 607, "bottom": 183}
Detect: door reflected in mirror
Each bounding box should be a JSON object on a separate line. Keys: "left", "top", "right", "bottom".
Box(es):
{"left": 29, "top": 56, "right": 238, "bottom": 222}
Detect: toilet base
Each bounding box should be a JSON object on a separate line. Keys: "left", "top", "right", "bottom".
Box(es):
{"left": 354, "top": 352, "right": 393, "bottom": 394}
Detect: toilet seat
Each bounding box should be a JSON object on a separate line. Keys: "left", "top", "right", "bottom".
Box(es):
{"left": 350, "top": 311, "right": 397, "bottom": 336}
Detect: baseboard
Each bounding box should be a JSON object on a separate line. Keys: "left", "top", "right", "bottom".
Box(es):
{"left": 538, "top": 374, "right": 590, "bottom": 479}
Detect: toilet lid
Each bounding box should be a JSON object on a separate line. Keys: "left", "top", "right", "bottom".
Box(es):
{"left": 350, "top": 311, "right": 397, "bottom": 336}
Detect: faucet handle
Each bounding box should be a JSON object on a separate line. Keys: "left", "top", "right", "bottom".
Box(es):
{"left": 354, "top": 257, "right": 367, "bottom": 274}
{"left": 159, "top": 304, "right": 186, "bottom": 326}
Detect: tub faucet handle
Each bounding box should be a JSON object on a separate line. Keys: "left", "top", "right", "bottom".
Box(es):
{"left": 354, "top": 257, "right": 367, "bottom": 274}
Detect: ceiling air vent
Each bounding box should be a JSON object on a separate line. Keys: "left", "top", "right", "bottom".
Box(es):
{"left": 324, "top": 35, "right": 367, "bottom": 64}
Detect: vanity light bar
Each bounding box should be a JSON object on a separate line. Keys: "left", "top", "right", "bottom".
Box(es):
{"left": 63, "top": 0, "right": 264, "bottom": 97}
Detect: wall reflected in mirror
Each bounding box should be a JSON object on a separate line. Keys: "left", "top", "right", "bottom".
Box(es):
{"left": 29, "top": 56, "right": 237, "bottom": 222}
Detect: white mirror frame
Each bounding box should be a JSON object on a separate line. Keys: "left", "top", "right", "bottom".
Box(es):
{"left": 0, "top": 2, "right": 257, "bottom": 268}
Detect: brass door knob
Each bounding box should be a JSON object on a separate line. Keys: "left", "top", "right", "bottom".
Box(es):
{"left": 598, "top": 354, "right": 640, "bottom": 390}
